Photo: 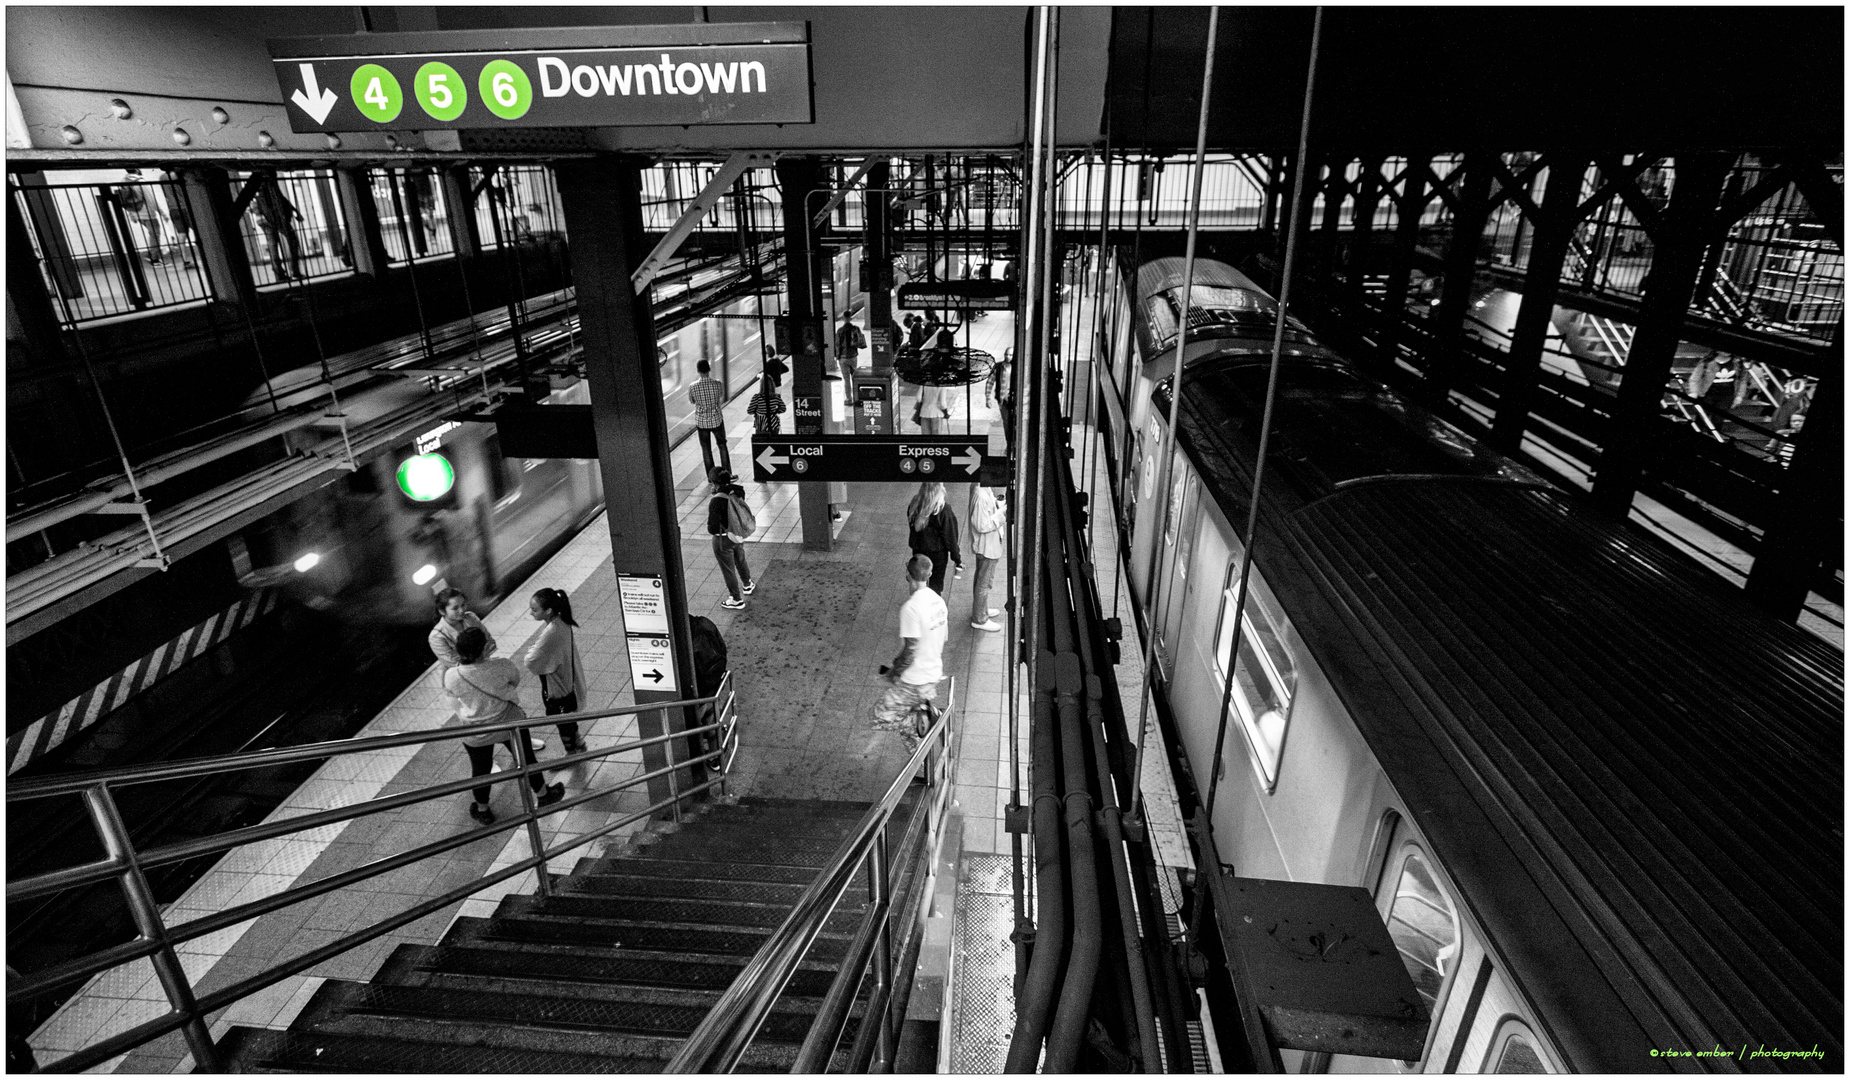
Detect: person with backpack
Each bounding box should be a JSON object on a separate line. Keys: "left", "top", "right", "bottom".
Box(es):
{"left": 446, "top": 626, "right": 564, "bottom": 824}
{"left": 524, "top": 587, "right": 588, "bottom": 755}
{"left": 835, "top": 317, "right": 866, "bottom": 382}
{"left": 906, "top": 481, "right": 962, "bottom": 595}
{"left": 707, "top": 468, "right": 757, "bottom": 610}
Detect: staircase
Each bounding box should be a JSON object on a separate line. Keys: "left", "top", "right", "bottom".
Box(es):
{"left": 220, "top": 794, "right": 922, "bottom": 1073}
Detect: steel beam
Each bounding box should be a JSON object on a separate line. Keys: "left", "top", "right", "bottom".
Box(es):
{"left": 1489, "top": 154, "right": 1590, "bottom": 454}
{"left": 631, "top": 152, "right": 763, "bottom": 295}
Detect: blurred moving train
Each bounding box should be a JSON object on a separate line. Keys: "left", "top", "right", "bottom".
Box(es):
{"left": 1102, "top": 257, "right": 1842, "bottom": 1072}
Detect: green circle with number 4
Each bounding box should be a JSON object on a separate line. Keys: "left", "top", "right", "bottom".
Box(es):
{"left": 478, "top": 60, "right": 533, "bottom": 120}
{"left": 350, "top": 64, "right": 403, "bottom": 123}
{"left": 414, "top": 61, "right": 467, "bottom": 121}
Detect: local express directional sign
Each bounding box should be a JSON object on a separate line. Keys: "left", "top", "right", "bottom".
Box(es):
{"left": 268, "top": 23, "right": 812, "bottom": 132}
{"left": 752, "top": 436, "right": 992, "bottom": 483}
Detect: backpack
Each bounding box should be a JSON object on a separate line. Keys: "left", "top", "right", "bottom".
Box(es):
{"left": 725, "top": 492, "right": 757, "bottom": 539}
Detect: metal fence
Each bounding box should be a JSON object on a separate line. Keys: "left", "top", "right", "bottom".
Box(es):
{"left": 10, "top": 172, "right": 213, "bottom": 324}
{"left": 230, "top": 169, "right": 354, "bottom": 288}
{"left": 369, "top": 167, "right": 457, "bottom": 264}
{"left": 471, "top": 163, "right": 567, "bottom": 249}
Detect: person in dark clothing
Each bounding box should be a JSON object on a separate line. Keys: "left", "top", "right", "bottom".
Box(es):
{"left": 707, "top": 468, "right": 755, "bottom": 609}
{"left": 905, "top": 481, "right": 963, "bottom": 595}
{"left": 688, "top": 613, "right": 730, "bottom": 778}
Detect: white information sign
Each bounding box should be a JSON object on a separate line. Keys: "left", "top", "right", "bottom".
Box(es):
{"left": 627, "top": 635, "right": 678, "bottom": 694}
{"left": 617, "top": 575, "right": 670, "bottom": 636}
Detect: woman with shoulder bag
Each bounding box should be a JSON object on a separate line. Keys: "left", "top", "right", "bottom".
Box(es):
{"left": 446, "top": 626, "right": 564, "bottom": 824}
{"left": 905, "top": 481, "right": 963, "bottom": 595}
{"left": 525, "top": 588, "right": 588, "bottom": 755}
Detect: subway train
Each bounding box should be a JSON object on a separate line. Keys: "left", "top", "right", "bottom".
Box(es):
{"left": 1105, "top": 257, "right": 1842, "bottom": 1072}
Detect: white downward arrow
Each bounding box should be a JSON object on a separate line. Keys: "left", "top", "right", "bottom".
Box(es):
{"left": 757, "top": 446, "right": 789, "bottom": 472}
{"left": 291, "top": 63, "right": 339, "bottom": 124}
{"left": 958, "top": 447, "right": 982, "bottom": 475}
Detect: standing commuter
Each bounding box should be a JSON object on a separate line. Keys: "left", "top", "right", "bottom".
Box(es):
{"left": 446, "top": 626, "right": 564, "bottom": 825}
{"left": 747, "top": 372, "right": 786, "bottom": 434}
{"left": 835, "top": 316, "right": 866, "bottom": 382}
{"left": 871, "top": 555, "right": 949, "bottom": 755}
{"left": 690, "top": 360, "right": 730, "bottom": 477}
{"left": 967, "top": 486, "right": 1006, "bottom": 631}
{"left": 917, "top": 382, "right": 950, "bottom": 434}
{"left": 906, "top": 482, "right": 963, "bottom": 595}
{"left": 251, "top": 176, "right": 304, "bottom": 281}
{"left": 524, "top": 588, "right": 588, "bottom": 755}
{"left": 708, "top": 468, "right": 756, "bottom": 610}
{"left": 429, "top": 588, "right": 496, "bottom": 669}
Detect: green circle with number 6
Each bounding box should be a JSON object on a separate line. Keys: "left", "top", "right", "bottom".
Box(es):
{"left": 350, "top": 64, "right": 403, "bottom": 123}
{"left": 478, "top": 60, "right": 533, "bottom": 121}
{"left": 414, "top": 61, "right": 467, "bottom": 121}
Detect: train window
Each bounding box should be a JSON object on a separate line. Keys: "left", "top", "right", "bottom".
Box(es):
{"left": 1384, "top": 848, "right": 1460, "bottom": 1023}
{"left": 1485, "top": 1019, "right": 1553, "bottom": 1073}
{"left": 1212, "top": 572, "right": 1297, "bottom": 788}
{"left": 1145, "top": 296, "right": 1179, "bottom": 346}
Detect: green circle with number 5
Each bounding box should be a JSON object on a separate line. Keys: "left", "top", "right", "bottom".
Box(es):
{"left": 414, "top": 61, "right": 467, "bottom": 121}
{"left": 350, "top": 64, "right": 403, "bottom": 123}
{"left": 478, "top": 60, "right": 533, "bottom": 121}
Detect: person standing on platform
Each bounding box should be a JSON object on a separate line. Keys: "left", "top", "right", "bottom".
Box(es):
{"left": 429, "top": 588, "right": 496, "bottom": 669}
{"left": 906, "top": 481, "right": 963, "bottom": 595}
{"left": 690, "top": 360, "right": 730, "bottom": 477}
{"left": 835, "top": 316, "right": 866, "bottom": 382}
{"left": 708, "top": 468, "right": 757, "bottom": 610}
{"left": 524, "top": 588, "right": 588, "bottom": 755}
{"left": 872, "top": 555, "right": 949, "bottom": 755}
{"left": 747, "top": 372, "right": 786, "bottom": 434}
{"left": 968, "top": 485, "right": 1006, "bottom": 631}
{"left": 989, "top": 349, "right": 1015, "bottom": 448}
{"left": 446, "top": 626, "right": 564, "bottom": 825}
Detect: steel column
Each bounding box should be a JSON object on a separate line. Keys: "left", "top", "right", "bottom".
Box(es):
{"left": 776, "top": 157, "right": 835, "bottom": 551}
{"left": 554, "top": 157, "right": 702, "bottom": 811}
{"left": 1379, "top": 151, "right": 1431, "bottom": 358}
{"left": 1588, "top": 152, "right": 1733, "bottom": 515}
{"left": 1422, "top": 153, "right": 1496, "bottom": 411}
{"left": 1744, "top": 334, "right": 1843, "bottom": 620}
{"left": 333, "top": 167, "right": 389, "bottom": 280}
{"left": 1489, "top": 154, "right": 1590, "bottom": 454}
{"left": 180, "top": 166, "right": 257, "bottom": 311}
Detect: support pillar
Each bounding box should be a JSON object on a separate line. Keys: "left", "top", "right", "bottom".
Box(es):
{"left": 1744, "top": 334, "right": 1843, "bottom": 621}
{"left": 335, "top": 167, "right": 389, "bottom": 279}
{"left": 1588, "top": 152, "right": 1732, "bottom": 515}
{"left": 1422, "top": 154, "right": 1496, "bottom": 411}
{"left": 1344, "top": 156, "right": 1385, "bottom": 328}
{"left": 862, "top": 159, "right": 897, "bottom": 435}
{"left": 777, "top": 157, "right": 834, "bottom": 550}
{"left": 5, "top": 188, "right": 70, "bottom": 369}
{"left": 1488, "top": 154, "right": 1590, "bottom": 454}
{"left": 441, "top": 166, "right": 480, "bottom": 260}
{"left": 1380, "top": 151, "right": 1431, "bottom": 361}
{"left": 180, "top": 166, "right": 257, "bottom": 311}
{"left": 554, "top": 157, "right": 702, "bottom": 808}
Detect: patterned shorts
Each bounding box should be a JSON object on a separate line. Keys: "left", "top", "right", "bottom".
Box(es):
{"left": 872, "top": 680, "right": 939, "bottom": 752}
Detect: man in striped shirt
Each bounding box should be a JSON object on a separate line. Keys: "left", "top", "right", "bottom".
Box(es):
{"left": 689, "top": 360, "right": 730, "bottom": 477}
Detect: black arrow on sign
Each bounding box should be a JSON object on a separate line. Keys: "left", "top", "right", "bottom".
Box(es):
{"left": 644, "top": 668, "right": 665, "bottom": 683}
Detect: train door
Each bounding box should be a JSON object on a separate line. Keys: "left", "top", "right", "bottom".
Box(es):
{"left": 1124, "top": 415, "right": 1165, "bottom": 613}
{"left": 1327, "top": 816, "right": 1470, "bottom": 1074}
{"left": 1154, "top": 464, "right": 1202, "bottom": 679}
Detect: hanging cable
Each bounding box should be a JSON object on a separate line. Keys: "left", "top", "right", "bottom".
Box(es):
{"left": 1198, "top": 7, "right": 1323, "bottom": 833}
{"left": 1125, "top": 6, "right": 1221, "bottom": 827}
{"left": 1113, "top": 9, "right": 1158, "bottom": 625}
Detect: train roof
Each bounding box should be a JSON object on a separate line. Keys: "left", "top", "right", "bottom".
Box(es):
{"left": 1136, "top": 255, "right": 1257, "bottom": 298}
{"left": 1132, "top": 257, "right": 1317, "bottom": 362}
{"left": 1166, "top": 356, "right": 1845, "bottom": 1071}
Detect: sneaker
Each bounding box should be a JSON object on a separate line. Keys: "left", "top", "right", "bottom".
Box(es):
{"left": 561, "top": 737, "right": 585, "bottom": 755}
{"left": 537, "top": 783, "right": 565, "bottom": 807}
{"left": 742, "top": 581, "right": 756, "bottom": 595}
{"left": 972, "top": 619, "right": 1003, "bottom": 632}
{"left": 469, "top": 802, "right": 495, "bottom": 825}
{"left": 987, "top": 608, "right": 1003, "bottom": 618}
{"left": 721, "top": 597, "right": 747, "bottom": 610}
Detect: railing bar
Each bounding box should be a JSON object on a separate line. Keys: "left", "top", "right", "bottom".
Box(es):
{"left": 844, "top": 978, "right": 895, "bottom": 1074}
{"left": 792, "top": 896, "right": 890, "bottom": 1072}
{"left": 6, "top": 938, "right": 161, "bottom": 1006}
{"left": 8, "top": 695, "right": 729, "bottom": 800}
{"left": 5, "top": 855, "right": 128, "bottom": 903}
{"left": 31, "top": 999, "right": 195, "bottom": 1076}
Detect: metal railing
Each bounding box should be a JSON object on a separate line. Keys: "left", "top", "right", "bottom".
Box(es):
{"left": 231, "top": 169, "right": 354, "bottom": 287}
{"left": 10, "top": 173, "right": 214, "bottom": 324}
{"left": 6, "top": 675, "right": 741, "bottom": 1075}
{"left": 668, "top": 678, "right": 958, "bottom": 1074}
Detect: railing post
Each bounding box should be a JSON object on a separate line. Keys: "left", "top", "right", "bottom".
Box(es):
{"left": 512, "top": 733, "right": 554, "bottom": 899}
{"left": 81, "top": 784, "right": 224, "bottom": 1072}
{"left": 868, "top": 830, "right": 897, "bottom": 1070}
{"left": 665, "top": 727, "right": 683, "bottom": 823}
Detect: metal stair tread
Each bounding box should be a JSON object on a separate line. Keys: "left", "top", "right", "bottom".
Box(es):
{"left": 572, "top": 855, "right": 842, "bottom": 883}
{"left": 380, "top": 941, "right": 845, "bottom": 994}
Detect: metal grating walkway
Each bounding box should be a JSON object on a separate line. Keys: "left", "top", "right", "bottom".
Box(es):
{"left": 947, "top": 852, "right": 1017, "bottom": 1073}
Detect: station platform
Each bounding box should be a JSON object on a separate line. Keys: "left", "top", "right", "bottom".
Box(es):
{"left": 27, "top": 314, "right": 1051, "bottom": 1072}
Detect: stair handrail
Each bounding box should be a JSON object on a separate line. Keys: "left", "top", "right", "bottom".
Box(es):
{"left": 667, "top": 677, "right": 958, "bottom": 1075}
{"left": 6, "top": 673, "right": 740, "bottom": 1075}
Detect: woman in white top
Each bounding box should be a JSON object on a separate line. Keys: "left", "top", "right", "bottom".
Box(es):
{"left": 524, "top": 588, "right": 588, "bottom": 755}
{"left": 444, "top": 625, "right": 563, "bottom": 824}
{"left": 428, "top": 588, "right": 496, "bottom": 669}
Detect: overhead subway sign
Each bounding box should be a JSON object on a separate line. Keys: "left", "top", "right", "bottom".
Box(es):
{"left": 269, "top": 23, "right": 813, "bottom": 132}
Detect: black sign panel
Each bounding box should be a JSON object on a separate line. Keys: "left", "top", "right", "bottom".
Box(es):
{"left": 897, "top": 280, "right": 1017, "bottom": 311}
{"left": 269, "top": 22, "right": 812, "bottom": 132}
{"left": 752, "top": 435, "right": 1000, "bottom": 483}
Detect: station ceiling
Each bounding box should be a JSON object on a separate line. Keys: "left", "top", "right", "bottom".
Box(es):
{"left": 5, "top": 6, "right": 1842, "bottom": 160}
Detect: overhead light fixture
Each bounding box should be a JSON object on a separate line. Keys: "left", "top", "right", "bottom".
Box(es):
{"left": 293, "top": 552, "right": 320, "bottom": 573}
{"left": 412, "top": 564, "right": 439, "bottom": 586}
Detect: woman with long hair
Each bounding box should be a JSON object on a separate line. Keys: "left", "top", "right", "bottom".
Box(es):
{"left": 429, "top": 587, "right": 495, "bottom": 669}
{"left": 446, "top": 626, "right": 564, "bottom": 825}
{"left": 524, "top": 588, "right": 587, "bottom": 755}
{"left": 906, "top": 481, "right": 963, "bottom": 595}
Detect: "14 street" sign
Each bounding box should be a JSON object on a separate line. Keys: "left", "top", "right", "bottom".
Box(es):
{"left": 752, "top": 436, "right": 1000, "bottom": 483}
{"left": 269, "top": 23, "right": 812, "bottom": 132}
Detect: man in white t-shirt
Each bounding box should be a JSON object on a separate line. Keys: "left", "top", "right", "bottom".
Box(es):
{"left": 872, "top": 554, "right": 948, "bottom": 753}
